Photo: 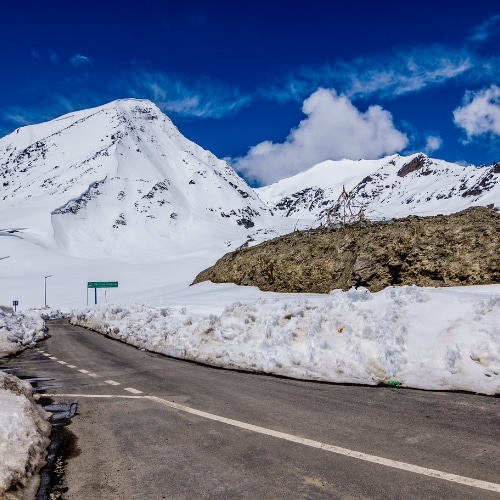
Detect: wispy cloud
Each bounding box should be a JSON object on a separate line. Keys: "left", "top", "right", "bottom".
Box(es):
{"left": 2, "top": 105, "right": 61, "bottom": 128}
{"left": 30, "top": 50, "right": 59, "bottom": 64}
{"left": 234, "top": 88, "right": 408, "bottom": 185}
{"left": 125, "top": 70, "right": 251, "bottom": 118}
{"left": 261, "top": 46, "right": 480, "bottom": 104}
{"left": 467, "top": 14, "right": 500, "bottom": 43}
{"left": 1, "top": 69, "right": 252, "bottom": 132}
{"left": 70, "top": 54, "right": 92, "bottom": 67}
{"left": 1, "top": 91, "right": 108, "bottom": 128}
{"left": 453, "top": 85, "right": 500, "bottom": 140}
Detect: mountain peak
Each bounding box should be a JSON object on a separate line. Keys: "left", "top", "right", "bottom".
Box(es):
{"left": 256, "top": 153, "right": 500, "bottom": 220}
{"left": 0, "top": 99, "right": 281, "bottom": 258}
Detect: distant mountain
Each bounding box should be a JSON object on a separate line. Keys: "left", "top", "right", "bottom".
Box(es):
{"left": 256, "top": 154, "right": 500, "bottom": 222}
{"left": 2, "top": 101, "right": 499, "bottom": 261}
{"left": 2, "top": 101, "right": 500, "bottom": 308}
{"left": 0, "top": 99, "right": 284, "bottom": 258}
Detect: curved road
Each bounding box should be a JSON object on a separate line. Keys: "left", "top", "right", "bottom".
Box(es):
{"left": 4, "top": 319, "right": 500, "bottom": 499}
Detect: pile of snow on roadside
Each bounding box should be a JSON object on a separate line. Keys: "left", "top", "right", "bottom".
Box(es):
{"left": 0, "top": 372, "right": 51, "bottom": 497}
{"left": 71, "top": 285, "right": 500, "bottom": 395}
{"left": 0, "top": 308, "right": 47, "bottom": 357}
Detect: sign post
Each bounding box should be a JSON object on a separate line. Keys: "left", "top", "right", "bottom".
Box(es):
{"left": 12, "top": 300, "right": 18, "bottom": 312}
{"left": 87, "top": 282, "right": 118, "bottom": 305}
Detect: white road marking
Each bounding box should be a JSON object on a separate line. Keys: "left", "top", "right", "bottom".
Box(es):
{"left": 42, "top": 354, "right": 51, "bottom": 357}
{"left": 78, "top": 369, "right": 90, "bottom": 374}
{"left": 49, "top": 357, "right": 57, "bottom": 360}
{"left": 124, "top": 387, "right": 143, "bottom": 394}
{"left": 44, "top": 392, "right": 500, "bottom": 494}
{"left": 46, "top": 394, "right": 142, "bottom": 399}
{"left": 88, "top": 373, "right": 100, "bottom": 378}
{"left": 104, "top": 380, "right": 121, "bottom": 386}
{"left": 57, "top": 361, "right": 67, "bottom": 365}
{"left": 67, "top": 365, "right": 77, "bottom": 369}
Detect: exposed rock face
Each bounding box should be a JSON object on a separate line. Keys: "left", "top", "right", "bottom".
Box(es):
{"left": 192, "top": 207, "right": 500, "bottom": 293}
{"left": 397, "top": 154, "right": 427, "bottom": 177}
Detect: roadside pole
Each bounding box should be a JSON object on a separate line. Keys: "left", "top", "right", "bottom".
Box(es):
{"left": 87, "top": 282, "right": 119, "bottom": 305}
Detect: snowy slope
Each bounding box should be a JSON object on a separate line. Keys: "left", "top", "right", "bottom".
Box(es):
{"left": 0, "top": 99, "right": 300, "bottom": 308}
{"left": 2, "top": 100, "right": 499, "bottom": 310}
{"left": 257, "top": 154, "right": 500, "bottom": 220}
{"left": 0, "top": 99, "right": 283, "bottom": 258}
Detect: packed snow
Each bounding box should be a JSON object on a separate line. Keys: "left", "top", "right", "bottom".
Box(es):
{"left": 0, "top": 308, "right": 47, "bottom": 358}
{"left": 0, "top": 310, "right": 50, "bottom": 496}
{"left": 70, "top": 281, "right": 500, "bottom": 396}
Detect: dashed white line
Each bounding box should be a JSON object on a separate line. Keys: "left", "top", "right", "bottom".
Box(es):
{"left": 104, "top": 380, "right": 121, "bottom": 386}
{"left": 49, "top": 357, "right": 57, "bottom": 360}
{"left": 124, "top": 387, "right": 143, "bottom": 394}
{"left": 42, "top": 354, "right": 51, "bottom": 357}
{"left": 88, "top": 373, "right": 100, "bottom": 378}
{"left": 44, "top": 392, "right": 500, "bottom": 494}
{"left": 67, "top": 365, "right": 77, "bottom": 369}
{"left": 57, "top": 361, "right": 67, "bottom": 365}
{"left": 78, "top": 369, "right": 90, "bottom": 374}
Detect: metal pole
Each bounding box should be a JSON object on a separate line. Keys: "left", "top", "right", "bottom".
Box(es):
{"left": 44, "top": 275, "right": 52, "bottom": 308}
{"left": 95, "top": 287, "right": 97, "bottom": 305}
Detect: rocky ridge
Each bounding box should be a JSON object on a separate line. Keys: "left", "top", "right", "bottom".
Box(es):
{"left": 192, "top": 206, "right": 500, "bottom": 293}
{"left": 256, "top": 154, "right": 500, "bottom": 221}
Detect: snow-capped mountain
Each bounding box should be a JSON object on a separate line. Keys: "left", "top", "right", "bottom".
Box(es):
{"left": 0, "top": 99, "right": 281, "bottom": 258}
{"left": 257, "top": 154, "right": 500, "bottom": 222}
{"left": 2, "top": 99, "right": 499, "bottom": 309}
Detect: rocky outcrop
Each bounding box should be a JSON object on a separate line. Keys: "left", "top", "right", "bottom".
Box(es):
{"left": 192, "top": 206, "right": 500, "bottom": 293}
{"left": 397, "top": 154, "right": 427, "bottom": 177}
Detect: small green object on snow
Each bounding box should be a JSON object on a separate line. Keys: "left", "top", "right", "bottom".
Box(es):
{"left": 387, "top": 380, "right": 402, "bottom": 387}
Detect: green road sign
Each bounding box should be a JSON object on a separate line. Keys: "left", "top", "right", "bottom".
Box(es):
{"left": 88, "top": 281, "right": 118, "bottom": 288}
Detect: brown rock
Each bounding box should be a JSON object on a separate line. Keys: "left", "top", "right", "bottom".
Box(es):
{"left": 192, "top": 206, "right": 500, "bottom": 293}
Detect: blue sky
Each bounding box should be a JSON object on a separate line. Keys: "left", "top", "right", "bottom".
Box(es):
{"left": 1, "top": 1, "right": 500, "bottom": 185}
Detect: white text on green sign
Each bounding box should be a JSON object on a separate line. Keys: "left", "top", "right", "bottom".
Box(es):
{"left": 87, "top": 282, "right": 118, "bottom": 288}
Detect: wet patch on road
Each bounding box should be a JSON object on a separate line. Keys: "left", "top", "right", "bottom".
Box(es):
{"left": 10, "top": 372, "right": 81, "bottom": 500}
{"left": 35, "top": 397, "right": 80, "bottom": 500}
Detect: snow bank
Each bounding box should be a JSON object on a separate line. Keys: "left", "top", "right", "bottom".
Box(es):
{"left": 71, "top": 285, "right": 500, "bottom": 395}
{"left": 0, "top": 372, "right": 51, "bottom": 497}
{"left": 0, "top": 308, "right": 47, "bottom": 358}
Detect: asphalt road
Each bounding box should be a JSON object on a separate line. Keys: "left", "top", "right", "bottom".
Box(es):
{"left": 3, "top": 319, "right": 500, "bottom": 499}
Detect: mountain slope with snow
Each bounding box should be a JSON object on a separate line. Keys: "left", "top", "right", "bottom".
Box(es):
{"left": 2, "top": 100, "right": 500, "bottom": 309}
{"left": 257, "top": 154, "right": 500, "bottom": 221}
{"left": 0, "top": 99, "right": 301, "bottom": 308}
{"left": 0, "top": 99, "right": 285, "bottom": 259}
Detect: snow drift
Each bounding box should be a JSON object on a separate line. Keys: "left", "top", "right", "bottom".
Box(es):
{"left": 71, "top": 284, "right": 500, "bottom": 396}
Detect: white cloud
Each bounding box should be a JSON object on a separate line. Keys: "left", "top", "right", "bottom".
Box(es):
{"left": 453, "top": 85, "right": 500, "bottom": 139}
{"left": 234, "top": 88, "right": 408, "bottom": 185}
{"left": 423, "top": 135, "right": 442, "bottom": 154}
{"left": 70, "top": 54, "right": 91, "bottom": 67}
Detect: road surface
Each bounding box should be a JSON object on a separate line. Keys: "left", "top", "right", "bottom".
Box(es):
{"left": 3, "top": 319, "right": 499, "bottom": 499}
